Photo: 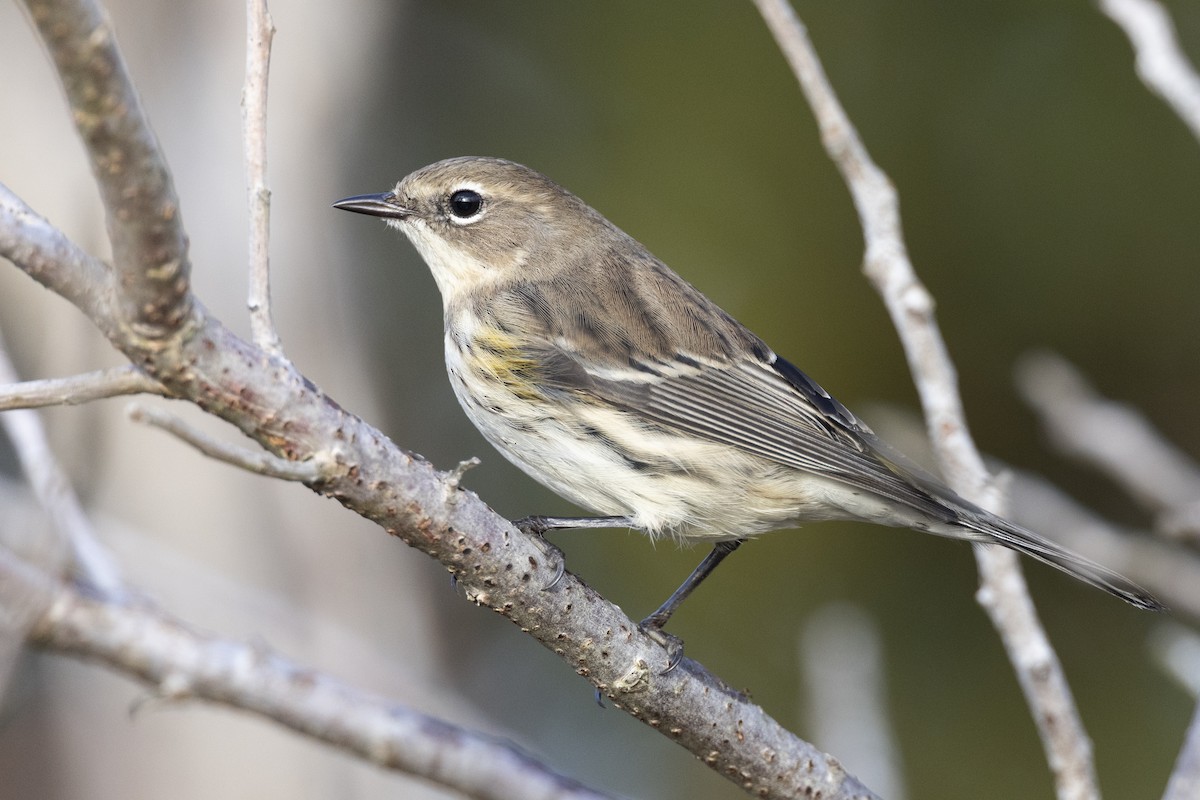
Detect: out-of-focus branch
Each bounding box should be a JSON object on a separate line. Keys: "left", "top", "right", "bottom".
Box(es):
{"left": 1151, "top": 624, "right": 1200, "bottom": 697}
{"left": 0, "top": 549, "right": 615, "bottom": 800}
{"left": 1100, "top": 0, "right": 1200, "bottom": 144}
{"left": 0, "top": 365, "right": 164, "bottom": 410}
{"left": 1151, "top": 628, "right": 1200, "bottom": 799}
{"left": 751, "top": 2, "right": 1099, "bottom": 798}
{"left": 242, "top": 0, "right": 281, "bottom": 354}
{"left": 1016, "top": 351, "right": 1200, "bottom": 544}
{"left": 801, "top": 605, "right": 906, "bottom": 800}
{"left": 0, "top": 335, "right": 123, "bottom": 594}
{"left": 21, "top": 0, "right": 193, "bottom": 340}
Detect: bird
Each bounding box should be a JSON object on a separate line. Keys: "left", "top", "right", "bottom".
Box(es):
{"left": 335, "top": 156, "right": 1161, "bottom": 666}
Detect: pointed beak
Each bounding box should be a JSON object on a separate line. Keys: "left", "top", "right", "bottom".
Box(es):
{"left": 333, "top": 192, "right": 414, "bottom": 220}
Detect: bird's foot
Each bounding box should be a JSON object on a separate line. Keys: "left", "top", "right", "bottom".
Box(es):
{"left": 514, "top": 517, "right": 566, "bottom": 590}
{"left": 638, "top": 613, "right": 684, "bottom": 674}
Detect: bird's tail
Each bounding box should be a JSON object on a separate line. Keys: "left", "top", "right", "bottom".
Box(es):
{"left": 956, "top": 509, "right": 1164, "bottom": 611}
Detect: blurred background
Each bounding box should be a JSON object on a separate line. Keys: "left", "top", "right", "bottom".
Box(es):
{"left": 1, "top": 1, "right": 1198, "bottom": 798}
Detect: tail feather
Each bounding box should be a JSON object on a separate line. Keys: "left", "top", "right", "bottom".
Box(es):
{"left": 957, "top": 510, "right": 1164, "bottom": 611}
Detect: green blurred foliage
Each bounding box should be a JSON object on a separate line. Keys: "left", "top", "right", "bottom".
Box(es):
{"left": 337, "top": 3, "right": 1199, "bottom": 798}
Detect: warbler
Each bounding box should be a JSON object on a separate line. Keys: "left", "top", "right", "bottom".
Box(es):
{"left": 336, "top": 157, "right": 1160, "bottom": 663}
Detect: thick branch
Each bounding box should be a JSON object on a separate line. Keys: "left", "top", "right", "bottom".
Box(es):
{"left": 21, "top": 0, "right": 193, "bottom": 339}
{"left": 0, "top": 551, "right": 613, "bottom": 800}
{"left": 751, "top": 2, "right": 1099, "bottom": 798}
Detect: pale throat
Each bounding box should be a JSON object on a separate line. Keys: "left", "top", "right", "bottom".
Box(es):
{"left": 391, "top": 219, "right": 494, "bottom": 308}
{"left": 393, "top": 218, "right": 529, "bottom": 309}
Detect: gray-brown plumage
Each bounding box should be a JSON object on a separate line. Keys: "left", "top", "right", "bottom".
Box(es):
{"left": 336, "top": 156, "right": 1162, "bottom": 646}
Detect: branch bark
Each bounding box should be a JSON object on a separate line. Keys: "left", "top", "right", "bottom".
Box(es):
{"left": 22, "top": 0, "right": 193, "bottom": 340}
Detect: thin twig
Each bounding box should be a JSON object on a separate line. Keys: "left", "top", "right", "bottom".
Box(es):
{"left": 0, "top": 335, "right": 124, "bottom": 594}
{"left": 0, "top": 364, "right": 164, "bottom": 410}
{"left": 242, "top": 0, "right": 281, "bottom": 355}
{"left": 750, "top": 2, "right": 1099, "bottom": 798}
{"left": 128, "top": 403, "right": 330, "bottom": 483}
{"left": 0, "top": 550, "right": 616, "bottom": 800}
{"left": 1100, "top": 0, "right": 1200, "bottom": 144}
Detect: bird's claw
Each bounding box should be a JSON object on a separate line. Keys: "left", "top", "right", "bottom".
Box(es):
{"left": 638, "top": 617, "right": 684, "bottom": 674}
{"left": 513, "top": 515, "right": 551, "bottom": 536}
{"left": 515, "top": 517, "right": 566, "bottom": 590}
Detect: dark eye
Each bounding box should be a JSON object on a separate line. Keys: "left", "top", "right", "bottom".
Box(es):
{"left": 449, "top": 189, "right": 483, "bottom": 219}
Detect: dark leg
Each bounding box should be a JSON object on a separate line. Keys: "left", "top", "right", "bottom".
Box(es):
{"left": 640, "top": 539, "right": 744, "bottom": 672}
{"left": 513, "top": 516, "right": 636, "bottom": 590}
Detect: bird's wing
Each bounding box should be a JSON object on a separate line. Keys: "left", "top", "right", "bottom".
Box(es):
{"left": 532, "top": 337, "right": 960, "bottom": 524}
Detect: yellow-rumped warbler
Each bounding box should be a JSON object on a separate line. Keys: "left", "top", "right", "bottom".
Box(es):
{"left": 336, "top": 157, "right": 1160, "bottom": 662}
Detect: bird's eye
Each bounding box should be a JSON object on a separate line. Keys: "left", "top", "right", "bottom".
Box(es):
{"left": 449, "top": 189, "right": 483, "bottom": 219}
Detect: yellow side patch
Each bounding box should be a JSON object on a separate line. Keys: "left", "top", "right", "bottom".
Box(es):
{"left": 469, "top": 327, "right": 543, "bottom": 401}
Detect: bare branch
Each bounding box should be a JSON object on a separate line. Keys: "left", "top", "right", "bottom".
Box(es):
{"left": 127, "top": 402, "right": 331, "bottom": 483}
{"left": 751, "top": 2, "right": 1099, "bottom": 798}
{"left": 21, "top": 0, "right": 193, "bottom": 340}
{"left": 0, "top": 365, "right": 163, "bottom": 410}
{"left": 0, "top": 333, "right": 124, "bottom": 594}
{"left": 0, "top": 550, "right": 615, "bottom": 800}
{"left": 242, "top": 0, "right": 281, "bottom": 355}
{"left": 1016, "top": 351, "right": 1200, "bottom": 543}
{"left": 0, "top": 182, "right": 115, "bottom": 328}
{"left": 1100, "top": 0, "right": 1200, "bottom": 144}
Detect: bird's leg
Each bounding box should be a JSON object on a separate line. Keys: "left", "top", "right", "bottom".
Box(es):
{"left": 513, "top": 515, "right": 636, "bottom": 590}
{"left": 639, "top": 539, "right": 744, "bottom": 673}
